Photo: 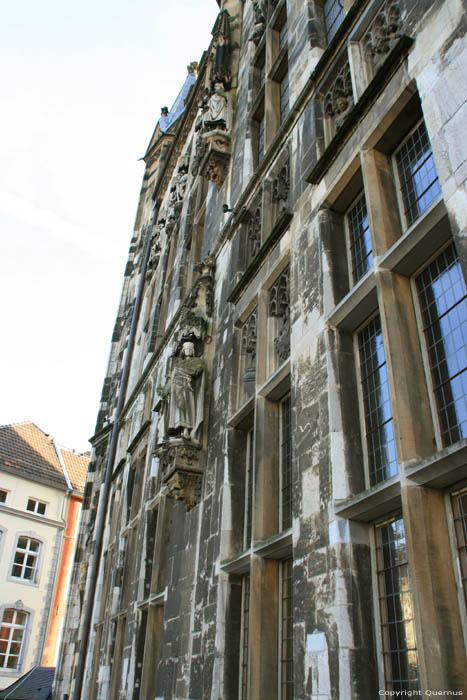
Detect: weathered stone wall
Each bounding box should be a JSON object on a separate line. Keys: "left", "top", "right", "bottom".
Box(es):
{"left": 55, "top": 1, "right": 467, "bottom": 698}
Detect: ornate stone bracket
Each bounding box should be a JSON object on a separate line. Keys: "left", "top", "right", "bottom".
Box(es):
{"left": 247, "top": 206, "right": 262, "bottom": 262}
{"left": 166, "top": 470, "right": 203, "bottom": 511}
{"left": 155, "top": 440, "right": 203, "bottom": 510}
{"left": 199, "top": 130, "right": 231, "bottom": 188}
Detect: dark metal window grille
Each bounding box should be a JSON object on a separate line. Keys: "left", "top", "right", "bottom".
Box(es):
{"left": 281, "top": 396, "right": 293, "bottom": 530}
{"left": 395, "top": 121, "right": 441, "bottom": 226}
{"left": 452, "top": 489, "right": 467, "bottom": 607}
{"left": 0, "top": 609, "right": 28, "bottom": 669}
{"left": 280, "top": 559, "right": 294, "bottom": 700}
{"left": 245, "top": 429, "right": 254, "bottom": 548}
{"left": 324, "top": 0, "right": 345, "bottom": 42}
{"left": 240, "top": 575, "right": 250, "bottom": 700}
{"left": 11, "top": 536, "right": 40, "bottom": 581}
{"left": 280, "top": 73, "right": 290, "bottom": 123}
{"left": 348, "top": 193, "right": 373, "bottom": 282}
{"left": 375, "top": 518, "right": 419, "bottom": 691}
{"left": 358, "top": 316, "right": 398, "bottom": 485}
{"left": 416, "top": 244, "right": 467, "bottom": 446}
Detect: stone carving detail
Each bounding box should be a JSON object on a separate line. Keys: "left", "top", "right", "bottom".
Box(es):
{"left": 166, "top": 159, "right": 189, "bottom": 234}
{"left": 187, "top": 255, "right": 216, "bottom": 318}
{"left": 146, "top": 225, "right": 161, "bottom": 280}
{"left": 241, "top": 310, "right": 257, "bottom": 392}
{"left": 166, "top": 469, "right": 203, "bottom": 511}
{"left": 273, "top": 164, "right": 290, "bottom": 211}
{"left": 203, "top": 81, "right": 233, "bottom": 134}
{"left": 269, "top": 267, "right": 290, "bottom": 363}
{"left": 362, "top": 1, "right": 402, "bottom": 70}
{"left": 247, "top": 206, "right": 262, "bottom": 262}
{"left": 250, "top": 1, "right": 267, "bottom": 46}
{"left": 323, "top": 61, "right": 354, "bottom": 129}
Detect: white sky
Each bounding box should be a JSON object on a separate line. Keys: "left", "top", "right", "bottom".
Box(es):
{"left": 0, "top": 0, "right": 219, "bottom": 452}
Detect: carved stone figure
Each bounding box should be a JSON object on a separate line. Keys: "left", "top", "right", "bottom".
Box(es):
{"left": 203, "top": 81, "right": 232, "bottom": 133}
{"left": 250, "top": 1, "right": 267, "bottom": 45}
{"left": 164, "top": 341, "right": 206, "bottom": 441}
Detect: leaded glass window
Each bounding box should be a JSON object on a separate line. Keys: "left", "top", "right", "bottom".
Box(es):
{"left": 280, "top": 73, "right": 290, "bottom": 123}
{"left": 358, "top": 315, "right": 398, "bottom": 485}
{"left": 348, "top": 193, "right": 373, "bottom": 283}
{"left": 281, "top": 396, "right": 293, "bottom": 530}
{"left": 324, "top": 0, "right": 345, "bottom": 42}
{"left": 240, "top": 575, "right": 250, "bottom": 700}
{"left": 375, "top": 518, "right": 419, "bottom": 691}
{"left": 416, "top": 244, "right": 467, "bottom": 445}
{"left": 395, "top": 121, "right": 441, "bottom": 227}
{"left": 280, "top": 559, "right": 294, "bottom": 700}
{"left": 451, "top": 489, "right": 467, "bottom": 608}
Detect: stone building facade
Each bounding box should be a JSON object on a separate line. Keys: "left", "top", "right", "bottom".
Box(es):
{"left": 55, "top": 0, "right": 467, "bottom": 698}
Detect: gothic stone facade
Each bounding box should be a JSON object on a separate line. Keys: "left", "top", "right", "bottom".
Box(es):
{"left": 55, "top": 0, "right": 467, "bottom": 698}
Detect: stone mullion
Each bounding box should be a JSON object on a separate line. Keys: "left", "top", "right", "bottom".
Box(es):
{"left": 248, "top": 555, "right": 279, "bottom": 700}
{"left": 253, "top": 395, "right": 280, "bottom": 541}
{"left": 400, "top": 485, "right": 467, "bottom": 693}
{"left": 150, "top": 496, "right": 173, "bottom": 595}
{"left": 360, "top": 147, "right": 402, "bottom": 256}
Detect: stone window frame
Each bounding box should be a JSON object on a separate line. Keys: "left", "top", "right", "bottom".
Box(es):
{"left": 244, "top": 427, "right": 255, "bottom": 549}
{"left": 279, "top": 557, "right": 294, "bottom": 700}
{"left": 410, "top": 241, "right": 467, "bottom": 453}
{"left": 354, "top": 311, "right": 398, "bottom": 489}
{"left": 345, "top": 188, "right": 373, "bottom": 286}
{"left": 239, "top": 572, "right": 251, "bottom": 700}
{"left": 446, "top": 484, "right": 467, "bottom": 636}
{"left": 372, "top": 514, "right": 420, "bottom": 692}
{"left": 279, "top": 394, "right": 293, "bottom": 531}
{"left": 392, "top": 118, "right": 442, "bottom": 233}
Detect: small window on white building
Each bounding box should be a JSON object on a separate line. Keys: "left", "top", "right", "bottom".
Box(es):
{"left": 0, "top": 489, "right": 8, "bottom": 504}
{"left": 0, "top": 609, "right": 29, "bottom": 670}
{"left": 26, "top": 498, "right": 47, "bottom": 516}
{"left": 11, "top": 537, "right": 41, "bottom": 582}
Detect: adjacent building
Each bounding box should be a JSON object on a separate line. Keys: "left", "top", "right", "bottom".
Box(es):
{"left": 55, "top": 0, "right": 467, "bottom": 698}
{"left": 0, "top": 422, "right": 88, "bottom": 689}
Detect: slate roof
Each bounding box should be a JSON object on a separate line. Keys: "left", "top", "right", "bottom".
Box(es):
{"left": 0, "top": 422, "right": 88, "bottom": 495}
{"left": 0, "top": 666, "right": 54, "bottom": 699}
{"left": 158, "top": 70, "right": 197, "bottom": 133}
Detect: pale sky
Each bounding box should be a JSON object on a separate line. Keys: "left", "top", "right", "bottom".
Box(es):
{"left": 0, "top": 0, "right": 219, "bottom": 452}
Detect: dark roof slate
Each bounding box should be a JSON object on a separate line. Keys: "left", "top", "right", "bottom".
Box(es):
{"left": 0, "top": 666, "right": 54, "bottom": 699}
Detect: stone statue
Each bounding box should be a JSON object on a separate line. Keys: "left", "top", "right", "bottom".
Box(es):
{"left": 164, "top": 341, "right": 206, "bottom": 441}
{"left": 203, "top": 81, "right": 232, "bottom": 133}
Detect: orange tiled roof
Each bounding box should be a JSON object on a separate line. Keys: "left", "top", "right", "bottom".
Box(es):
{"left": 60, "top": 448, "right": 88, "bottom": 492}
{"left": 0, "top": 422, "right": 88, "bottom": 494}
